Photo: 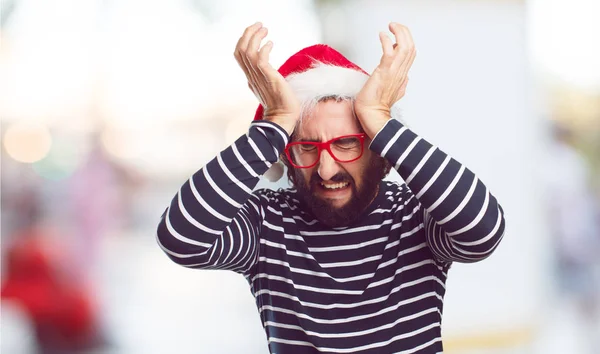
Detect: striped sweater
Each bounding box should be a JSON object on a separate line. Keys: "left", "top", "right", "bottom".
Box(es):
{"left": 156, "top": 118, "right": 506, "bottom": 353}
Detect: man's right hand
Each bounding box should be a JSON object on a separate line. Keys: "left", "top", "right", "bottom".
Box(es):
{"left": 234, "top": 22, "right": 300, "bottom": 135}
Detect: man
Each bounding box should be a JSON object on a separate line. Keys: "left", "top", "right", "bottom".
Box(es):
{"left": 157, "top": 22, "right": 505, "bottom": 353}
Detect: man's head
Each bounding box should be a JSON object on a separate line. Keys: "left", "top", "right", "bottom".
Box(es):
{"left": 281, "top": 97, "right": 391, "bottom": 227}
{"left": 253, "top": 44, "right": 392, "bottom": 226}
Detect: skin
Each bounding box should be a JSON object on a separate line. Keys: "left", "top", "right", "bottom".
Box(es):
{"left": 233, "top": 21, "right": 416, "bottom": 138}
{"left": 233, "top": 21, "right": 416, "bottom": 216}
{"left": 354, "top": 23, "right": 416, "bottom": 137}
{"left": 292, "top": 100, "right": 376, "bottom": 209}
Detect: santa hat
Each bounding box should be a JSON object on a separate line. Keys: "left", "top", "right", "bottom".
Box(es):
{"left": 255, "top": 44, "right": 370, "bottom": 182}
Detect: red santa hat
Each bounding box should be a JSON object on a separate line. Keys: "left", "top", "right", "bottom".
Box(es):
{"left": 256, "top": 44, "right": 370, "bottom": 182}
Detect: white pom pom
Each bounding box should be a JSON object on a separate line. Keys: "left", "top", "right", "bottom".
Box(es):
{"left": 264, "top": 161, "right": 284, "bottom": 182}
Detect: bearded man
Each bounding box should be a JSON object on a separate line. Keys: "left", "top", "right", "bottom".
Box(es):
{"left": 156, "top": 22, "right": 506, "bottom": 353}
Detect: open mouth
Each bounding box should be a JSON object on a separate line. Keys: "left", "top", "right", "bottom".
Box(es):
{"left": 320, "top": 182, "right": 350, "bottom": 190}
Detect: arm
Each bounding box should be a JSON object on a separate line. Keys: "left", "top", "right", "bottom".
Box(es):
{"left": 156, "top": 120, "right": 288, "bottom": 274}
{"left": 370, "top": 119, "right": 505, "bottom": 263}
{"left": 157, "top": 22, "right": 300, "bottom": 274}
{"left": 355, "top": 23, "right": 504, "bottom": 263}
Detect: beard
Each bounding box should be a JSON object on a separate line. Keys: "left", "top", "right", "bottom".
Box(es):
{"left": 294, "top": 156, "right": 387, "bottom": 228}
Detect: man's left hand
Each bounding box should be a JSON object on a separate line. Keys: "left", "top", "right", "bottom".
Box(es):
{"left": 355, "top": 23, "right": 416, "bottom": 138}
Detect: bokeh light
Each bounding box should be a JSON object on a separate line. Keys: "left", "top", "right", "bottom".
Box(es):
{"left": 100, "top": 126, "right": 142, "bottom": 160}
{"left": 31, "top": 135, "right": 89, "bottom": 181}
{"left": 3, "top": 122, "right": 53, "bottom": 163}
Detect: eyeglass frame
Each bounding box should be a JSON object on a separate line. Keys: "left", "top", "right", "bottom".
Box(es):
{"left": 284, "top": 133, "right": 367, "bottom": 169}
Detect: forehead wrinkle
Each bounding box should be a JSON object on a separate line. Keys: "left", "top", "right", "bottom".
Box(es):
{"left": 293, "top": 101, "right": 361, "bottom": 142}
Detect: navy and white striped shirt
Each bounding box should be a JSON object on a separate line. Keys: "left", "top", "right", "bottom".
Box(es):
{"left": 157, "top": 118, "right": 505, "bottom": 353}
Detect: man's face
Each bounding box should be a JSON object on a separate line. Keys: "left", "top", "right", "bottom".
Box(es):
{"left": 291, "top": 100, "right": 386, "bottom": 227}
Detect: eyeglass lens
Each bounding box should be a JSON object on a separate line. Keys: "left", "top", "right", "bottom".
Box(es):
{"left": 289, "top": 136, "right": 362, "bottom": 167}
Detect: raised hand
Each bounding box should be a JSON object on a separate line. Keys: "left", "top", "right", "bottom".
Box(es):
{"left": 354, "top": 23, "right": 416, "bottom": 138}
{"left": 234, "top": 22, "right": 301, "bottom": 135}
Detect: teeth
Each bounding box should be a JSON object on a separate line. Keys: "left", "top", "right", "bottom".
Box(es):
{"left": 321, "top": 182, "right": 349, "bottom": 190}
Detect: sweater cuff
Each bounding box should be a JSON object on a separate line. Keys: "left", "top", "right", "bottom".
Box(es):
{"left": 249, "top": 120, "right": 290, "bottom": 156}
{"left": 369, "top": 119, "right": 416, "bottom": 159}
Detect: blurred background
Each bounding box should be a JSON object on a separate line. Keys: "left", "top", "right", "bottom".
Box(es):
{"left": 1, "top": 0, "right": 599, "bottom": 353}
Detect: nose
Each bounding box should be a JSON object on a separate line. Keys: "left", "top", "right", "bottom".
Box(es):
{"left": 317, "top": 149, "right": 342, "bottom": 181}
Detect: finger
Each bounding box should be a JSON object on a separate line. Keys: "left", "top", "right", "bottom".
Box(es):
{"left": 379, "top": 32, "right": 394, "bottom": 59}
{"left": 390, "top": 24, "right": 416, "bottom": 68}
{"left": 246, "top": 27, "right": 268, "bottom": 77}
{"left": 402, "top": 43, "right": 417, "bottom": 70}
{"left": 234, "top": 22, "right": 262, "bottom": 77}
{"left": 234, "top": 50, "right": 252, "bottom": 79}
{"left": 244, "top": 27, "right": 268, "bottom": 79}
{"left": 239, "top": 25, "right": 266, "bottom": 87}
{"left": 259, "top": 40, "right": 273, "bottom": 59}
{"left": 252, "top": 40, "right": 278, "bottom": 106}
{"left": 235, "top": 22, "right": 262, "bottom": 53}
{"left": 401, "top": 26, "right": 415, "bottom": 52}
{"left": 257, "top": 40, "right": 278, "bottom": 78}
{"left": 389, "top": 22, "right": 414, "bottom": 53}
{"left": 388, "top": 22, "right": 405, "bottom": 48}
{"left": 396, "top": 48, "right": 416, "bottom": 85}
{"left": 248, "top": 27, "right": 268, "bottom": 57}
{"left": 236, "top": 24, "right": 262, "bottom": 79}
{"left": 257, "top": 41, "right": 289, "bottom": 107}
{"left": 397, "top": 45, "right": 416, "bottom": 73}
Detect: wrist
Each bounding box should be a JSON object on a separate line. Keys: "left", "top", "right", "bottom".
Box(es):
{"left": 264, "top": 114, "right": 297, "bottom": 136}
{"left": 355, "top": 109, "right": 391, "bottom": 139}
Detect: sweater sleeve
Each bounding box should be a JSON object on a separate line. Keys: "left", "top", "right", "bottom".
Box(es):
{"left": 156, "top": 120, "right": 289, "bottom": 274}
{"left": 369, "top": 119, "right": 506, "bottom": 263}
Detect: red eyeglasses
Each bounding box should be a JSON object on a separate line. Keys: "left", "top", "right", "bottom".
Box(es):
{"left": 284, "top": 134, "right": 367, "bottom": 168}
